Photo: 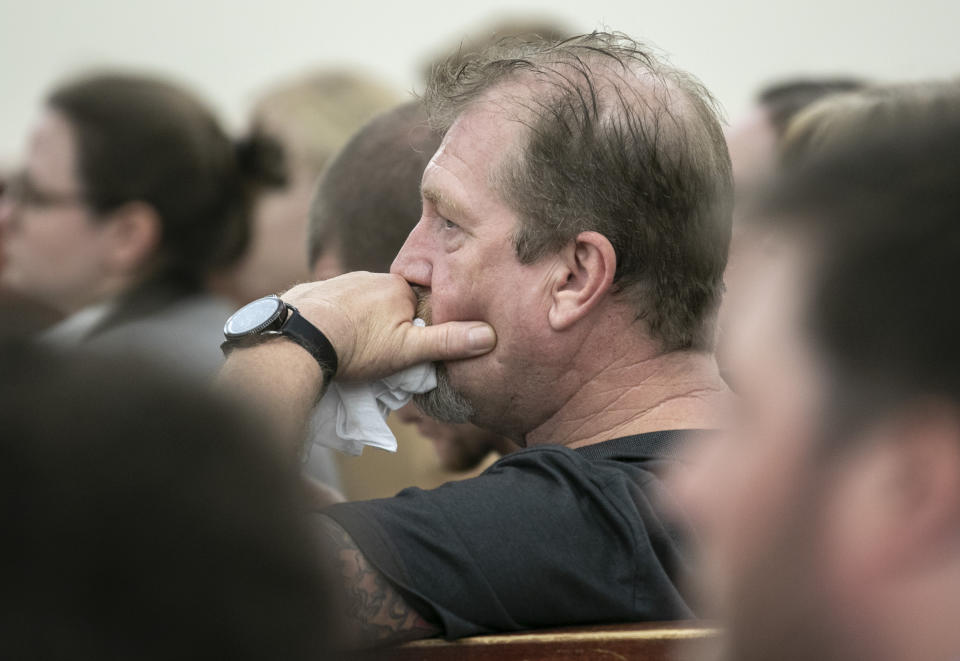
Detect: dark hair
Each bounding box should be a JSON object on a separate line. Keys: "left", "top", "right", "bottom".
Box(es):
{"left": 0, "top": 341, "right": 329, "bottom": 659}
{"left": 757, "top": 82, "right": 960, "bottom": 425}
{"left": 47, "top": 72, "right": 285, "bottom": 289}
{"left": 757, "top": 77, "right": 868, "bottom": 139}
{"left": 425, "top": 32, "right": 733, "bottom": 351}
{"left": 778, "top": 81, "right": 958, "bottom": 168}
{"left": 309, "top": 100, "right": 442, "bottom": 272}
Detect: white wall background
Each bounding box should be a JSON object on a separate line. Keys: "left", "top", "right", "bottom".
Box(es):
{"left": 2, "top": 0, "right": 959, "bottom": 161}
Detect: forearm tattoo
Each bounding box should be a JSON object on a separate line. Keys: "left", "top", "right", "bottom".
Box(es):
{"left": 316, "top": 515, "right": 439, "bottom": 647}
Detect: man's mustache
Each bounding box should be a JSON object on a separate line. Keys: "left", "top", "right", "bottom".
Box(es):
{"left": 412, "top": 285, "right": 432, "bottom": 325}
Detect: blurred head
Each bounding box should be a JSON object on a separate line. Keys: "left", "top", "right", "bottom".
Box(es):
{"left": 309, "top": 100, "right": 440, "bottom": 278}
{"left": 220, "top": 71, "right": 399, "bottom": 303}
{"left": 677, "top": 84, "right": 960, "bottom": 661}
{"left": 0, "top": 339, "right": 328, "bottom": 659}
{"left": 726, "top": 77, "right": 866, "bottom": 201}
{"left": 391, "top": 32, "right": 732, "bottom": 439}
{"left": 720, "top": 77, "right": 868, "bottom": 372}
{"left": 0, "top": 72, "right": 270, "bottom": 315}
{"left": 780, "top": 80, "right": 960, "bottom": 166}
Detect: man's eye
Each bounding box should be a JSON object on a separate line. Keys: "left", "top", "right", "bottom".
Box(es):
{"left": 442, "top": 218, "right": 458, "bottom": 230}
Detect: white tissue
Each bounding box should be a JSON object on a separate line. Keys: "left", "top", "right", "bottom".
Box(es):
{"left": 307, "top": 318, "right": 436, "bottom": 456}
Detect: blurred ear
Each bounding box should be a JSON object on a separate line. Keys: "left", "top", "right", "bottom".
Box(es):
{"left": 826, "top": 403, "right": 960, "bottom": 584}
{"left": 547, "top": 231, "right": 617, "bottom": 331}
{"left": 312, "top": 246, "right": 344, "bottom": 282}
{"left": 102, "top": 202, "right": 162, "bottom": 275}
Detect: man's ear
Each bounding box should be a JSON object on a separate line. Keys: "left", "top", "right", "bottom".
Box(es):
{"left": 825, "top": 403, "right": 960, "bottom": 585}
{"left": 102, "top": 202, "right": 162, "bottom": 275}
{"left": 881, "top": 405, "right": 960, "bottom": 568}
{"left": 312, "top": 245, "right": 345, "bottom": 282}
{"left": 548, "top": 231, "right": 617, "bottom": 331}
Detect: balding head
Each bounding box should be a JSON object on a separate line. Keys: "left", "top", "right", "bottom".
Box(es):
{"left": 424, "top": 32, "right": 733, "bottom": 351}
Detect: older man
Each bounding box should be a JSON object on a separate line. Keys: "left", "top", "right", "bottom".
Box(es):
{"left": 676, "top": 84, "right": 960, "bottom": 661}
{"left": 219, "top": 32, "right": 733, "bottom": 647}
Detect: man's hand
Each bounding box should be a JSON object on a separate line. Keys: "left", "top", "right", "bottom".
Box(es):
{"left": 282, "top": 272, "right": 496, "bottom": 381}
{"left": 217, "top": 272, "right": 495, "bottom": 460}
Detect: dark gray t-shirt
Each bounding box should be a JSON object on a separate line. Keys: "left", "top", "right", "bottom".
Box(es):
{"left": 324, "top": 430, "right": 697, "bottom": 639}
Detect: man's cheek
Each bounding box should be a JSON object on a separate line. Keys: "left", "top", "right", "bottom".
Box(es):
{"left": 432, "top": 296, "right": 489, "bottom": 325}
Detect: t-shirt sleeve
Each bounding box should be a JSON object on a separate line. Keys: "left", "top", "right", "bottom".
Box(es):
{"left": 323, "top": 446, "right": 692, "bottom": 639}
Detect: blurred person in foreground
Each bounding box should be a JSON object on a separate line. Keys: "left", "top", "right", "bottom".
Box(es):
{"left": 219, "top": 32, "right": 733, "bottom": 647}
{"left": 0, "top": 335, "right": 330, "bottom": 659}
{"left": 779, "top": 79, "right": 960, "bottom": 164}
{"left": 718, "top": 77, "right": 866, "bottom": 374}
{"left": 0, "top": 72, "right": 280, "bottom": 379}
{"left": 213, "top": 70, "right": 399, "bottom": 306}
{"left": 675, "top": 81, "right": 960, "bottom": 661}
{"left": 725, "top": 77, "right": 867, "bottom": 201}
{"left": 308, "top": 100, "right": 516, "bottom": 483}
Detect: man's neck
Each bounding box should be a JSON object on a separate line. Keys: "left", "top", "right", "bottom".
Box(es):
{"left": 525, "top": 349, "right": 731, "bottom": 449}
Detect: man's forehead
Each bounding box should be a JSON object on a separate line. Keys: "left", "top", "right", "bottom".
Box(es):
{"left": 437, "top": 96, "right": 527, "bottom": 160}
{"left": 28, "top": 110, "right": 79, "bottom": 187}
{"left": 420, "top": 103, "right": 523, "bottom": 214}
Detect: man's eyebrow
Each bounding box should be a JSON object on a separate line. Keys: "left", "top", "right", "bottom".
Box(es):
{"left": 422, "top": 187, "right": 467, "bottom": 219}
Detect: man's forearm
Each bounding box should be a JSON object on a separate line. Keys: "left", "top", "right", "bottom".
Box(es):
{"left": 216, "top": 338, "right": 328, "bottom": 459}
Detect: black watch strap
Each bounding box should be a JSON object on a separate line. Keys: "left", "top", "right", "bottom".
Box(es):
{"left": 282, "top": 305, "right": 339, "bottom": 378}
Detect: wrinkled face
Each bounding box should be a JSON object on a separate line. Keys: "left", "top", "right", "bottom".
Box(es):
{"left": 0, "top": 110, "right": 114, "bottom": 313}
{"left": 390, "top": 101, "right": 561, "bottom": 438}
{"left": 675, "top": 242, "right": 869, "bottom": 661}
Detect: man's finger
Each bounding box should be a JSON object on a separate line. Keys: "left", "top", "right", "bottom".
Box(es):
{"left": 404, "top": 322, "right": 497, "bottom": 364}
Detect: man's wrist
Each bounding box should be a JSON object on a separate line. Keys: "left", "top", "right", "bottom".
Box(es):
{"left": 221, "top": 295, "right": 339, "bottom": 380}
{"left": 224, "top": 337, "right": 330, "bottom": 393}
{"left": 279, "top": 305, "right": 339, "bottom": 379}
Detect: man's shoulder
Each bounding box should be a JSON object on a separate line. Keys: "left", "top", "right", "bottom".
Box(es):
{"left": 325, "top": 429, "right": 703, "bottom": 526}
{"left": 390, "top": 429, "right": 700, "bottom": 505}
{"left": 487, "top": 429, "right": 696, "bottom": 472}
{"left": 572, "top": 429, "right": 698, "bottom": 462}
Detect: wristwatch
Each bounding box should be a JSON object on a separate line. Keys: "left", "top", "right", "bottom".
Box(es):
{"left": 221, "top": 294, "right": 338, "bottom": 377}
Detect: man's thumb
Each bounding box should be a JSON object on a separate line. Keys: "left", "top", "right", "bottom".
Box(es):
{"left": 409, "top": 321, "right": 496, "bottom": 363}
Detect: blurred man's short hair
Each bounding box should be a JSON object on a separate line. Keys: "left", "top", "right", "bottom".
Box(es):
{"left": 758, "top": 80, "right": 960, "bottom": 430}
{"left": 309, "top": 101, "right": 442, "bottom": 272}
{"left": 779, "top": 80, "right": 960, "bottom": 166}
{"left": 757, "top": 77, "right": 868, "bottom": 139}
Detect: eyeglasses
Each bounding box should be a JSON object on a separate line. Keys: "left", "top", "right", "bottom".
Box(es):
{"left": 1, "top": 172, "right": 86, "bottom": 210}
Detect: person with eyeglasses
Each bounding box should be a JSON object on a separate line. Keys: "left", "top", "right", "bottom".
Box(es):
{"left": 0, "top": 72, "right": 283, "bottom": 378}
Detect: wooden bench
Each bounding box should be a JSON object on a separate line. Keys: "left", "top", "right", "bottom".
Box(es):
{"left": 366, "top": 621, "right": 720, "bottom": 661}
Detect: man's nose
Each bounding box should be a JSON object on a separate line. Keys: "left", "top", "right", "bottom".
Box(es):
{"left": 390, "top": 219, "right": 432, "bottom": 286}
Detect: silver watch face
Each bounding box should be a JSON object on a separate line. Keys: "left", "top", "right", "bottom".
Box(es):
{"left": 223, "top": 296, "right": 285, "bottom": 338}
